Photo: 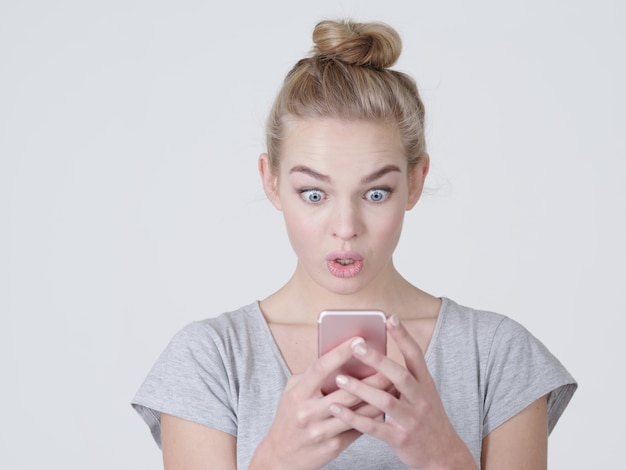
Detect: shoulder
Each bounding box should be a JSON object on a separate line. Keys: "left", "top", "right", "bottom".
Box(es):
{"left": 442, "top": 299, "right": 577, "bottom": 433}
{"left": 131, "top": 302, "right": 269, "bottom": 443}
{"left": 437, "top": 297, "right": 557, "bottom": 360}
{"left": 436, "top": 297, "right": 508, "bottom": 344}
{"left": 151, "top": 302, "right": 267, "bottom": 376}
{"left": 433, "top": 298, "right": 576, "bottom": 435}
{"left": 172, "top": 302, "right": 264, "bottom": 348}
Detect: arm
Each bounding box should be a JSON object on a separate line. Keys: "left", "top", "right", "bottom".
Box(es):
{"left": 481, "top": 396, "right": 548, "bottom": 470}
{"left": 161, "top": 413, "right": 236, "bottom": 470}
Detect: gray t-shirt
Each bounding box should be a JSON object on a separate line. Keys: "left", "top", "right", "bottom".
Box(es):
{"left": 132, "top": 298, "right": 576, "bottom": 468}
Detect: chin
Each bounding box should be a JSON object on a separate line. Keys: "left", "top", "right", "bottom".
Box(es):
{"left": 301, "top": 265, "right": 374, "bottom": 298}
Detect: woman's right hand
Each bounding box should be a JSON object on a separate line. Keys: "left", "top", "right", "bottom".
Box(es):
{"left": 249, "top": 337, "right": 391, "bottom": 470}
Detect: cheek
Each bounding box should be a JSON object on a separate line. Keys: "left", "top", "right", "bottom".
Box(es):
{"left": 371, "top": 209, "right": 405, "bottom": 245}
{"left": 281, "top": 206, "right": 318, "bottom": 249}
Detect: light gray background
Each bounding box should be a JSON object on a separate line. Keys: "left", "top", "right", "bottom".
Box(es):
{"left": 1, "top": 1, "right": 624, "bottom": 468}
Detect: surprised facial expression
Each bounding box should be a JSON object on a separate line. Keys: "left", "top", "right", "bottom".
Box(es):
{"left": 260, "top": 118, "right": 427, "bottom": 296}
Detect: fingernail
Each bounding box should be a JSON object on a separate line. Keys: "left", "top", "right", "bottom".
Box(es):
{"left": 353, "top": 343, "right": 368, "bottom": 356}
{"left": 336, "top": 374, "right": 349, "bottom": 386}
{"left": 350, "top": 337, "right": 364, "bottom": 348}
{"left": 330, "top": 404, "right": 341, "bottom": 414}
{"left": 388, "top": 314, "right": 400, "bottom": 327}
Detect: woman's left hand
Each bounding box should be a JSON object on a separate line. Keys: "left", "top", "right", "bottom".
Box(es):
{"left": 329, "top": 315, "right": 478, "bottom": 470}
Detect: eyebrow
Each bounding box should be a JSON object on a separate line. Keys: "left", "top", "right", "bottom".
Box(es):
{"left": 289, "top": 165, "right": 331, "bottom": 183}
{"left": 289, "top": 164, "right": 401, "bottom": 184}
{"left": 360, "top": 164, "right": 401, "bottom": 184}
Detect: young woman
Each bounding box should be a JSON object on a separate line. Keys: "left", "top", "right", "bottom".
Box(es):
{"left": 133, "top": 20, "right": 576, "bottom": 469}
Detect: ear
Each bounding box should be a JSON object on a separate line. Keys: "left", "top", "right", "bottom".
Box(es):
{"left": 406, "top": 154, "right": 430, "bottom": 210}
{"left": 258, "top": 153, "right": 282, "bottom": 211}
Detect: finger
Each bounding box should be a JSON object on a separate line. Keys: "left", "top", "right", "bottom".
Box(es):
{"left": 305, "top": 391, "right": 386, "bottom": 438}
{"left": 325, "top": 371, "right": 393, "bottom": 409}
{"left": 298, "top": 336, "right": 366, "bottom": 395}
{"left": 286, "top": 360, "right": 389, "bottom": 433}
{"left": 329, "top": 402, "right": 392, "bottom": 442}
{"left": 361, "top": 370, "right": 394, "bottom": 391}
{"left": 289, "top": 408, "right": 363, "bottom": 447}
{"left": 281, "top": 383, "right": 362, "bottom": 437}
{"left": 351, "top": 401, "right": 386, "bottom": 420}
{"left": 350, "top": 340, "right": 420, "bottom": 399}
{"left": 335, "top": 372, "right": 432, "bottom": 433}
{"left": 386, "top": 315, "right": 430, "bottom": 382}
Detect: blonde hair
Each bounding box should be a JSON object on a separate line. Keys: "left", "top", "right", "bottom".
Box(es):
{"left": 266, "top": 19, "right": 427, "bottom": 172}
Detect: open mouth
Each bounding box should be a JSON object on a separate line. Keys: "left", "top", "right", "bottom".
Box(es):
{"left": 326, "top": 252, "right": 364, "bottom": 278}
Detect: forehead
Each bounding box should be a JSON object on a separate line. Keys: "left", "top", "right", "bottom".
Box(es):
{"left": 280, "top": 118, "right": 406, "bottom": 174}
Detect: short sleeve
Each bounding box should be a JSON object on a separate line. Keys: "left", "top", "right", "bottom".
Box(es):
{"left": 131, "top": 321, "right": 237, "bottom": 447}
{"left": 482, "top": 318, "right": 577, "bottom": 437}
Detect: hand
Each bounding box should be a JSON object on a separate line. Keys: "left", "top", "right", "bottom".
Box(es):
{"left": 329, "top": 316, "right": 478, "bottom": 470}
{"left": 250, "top": 337, "right": 392, "bottom": 470}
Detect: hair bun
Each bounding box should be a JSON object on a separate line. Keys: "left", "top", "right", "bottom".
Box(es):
{"left": 312, "top": 20, "right": 402, "bottom": 69}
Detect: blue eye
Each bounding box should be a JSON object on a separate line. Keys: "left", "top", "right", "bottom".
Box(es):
{"left": 365, "top": 188, "right": 390, "bottom": 202}
{"left": 300, "top": 189, "right": 325, "bottom": 203}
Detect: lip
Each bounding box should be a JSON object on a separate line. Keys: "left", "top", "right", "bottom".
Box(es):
{"left": 325, "top": 251, "right": 364, "bottom": 263}
{"left": 325, "top": 251, "right": 364, "bottom": 278}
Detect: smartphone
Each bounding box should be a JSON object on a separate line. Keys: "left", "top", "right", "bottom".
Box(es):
{"left": 318, "top": 309, "right": 387, "bottom": 394}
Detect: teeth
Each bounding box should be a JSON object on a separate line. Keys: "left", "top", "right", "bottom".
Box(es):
{"left": 336, "top": 258, "right": 354, "bottom": 266}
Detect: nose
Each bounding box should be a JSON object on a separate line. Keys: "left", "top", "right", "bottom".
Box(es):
{"left": 331, "top": 199, "right": 363, "bottom": 241}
